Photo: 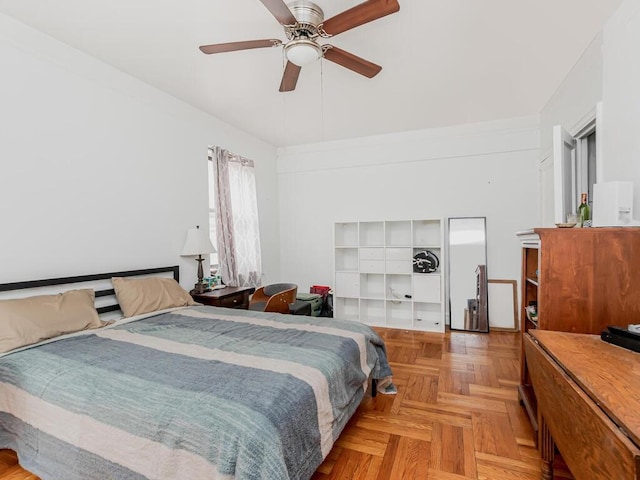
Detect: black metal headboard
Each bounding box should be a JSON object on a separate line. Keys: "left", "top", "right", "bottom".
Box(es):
{"left": 0, "top": 266, "right": 179, "bottom": 315}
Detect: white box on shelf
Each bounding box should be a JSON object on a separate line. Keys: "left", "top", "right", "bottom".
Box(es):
{"left": 385, "top": 260, "right": 411, "bottom": 274}
{"left": 359, "top": 248, "right": 384, "bottom": 273}
{"left": 360, "top": 260, "right": 384, "bottom": 274}
{"left": 413, "top": 274, "right": 441, "bottom": 303}
{"left": 385, "top": 247, "right": 411, "bottom": 273}
{"left": 386, "top": 247, "right": 411, "bottom": 260}
{"left": 360, "top": 247, "right": 384, "bottom": 260}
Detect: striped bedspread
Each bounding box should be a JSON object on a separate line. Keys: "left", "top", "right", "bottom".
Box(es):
{"left": 0, "top": 306, "right": 392, "bottom": 480}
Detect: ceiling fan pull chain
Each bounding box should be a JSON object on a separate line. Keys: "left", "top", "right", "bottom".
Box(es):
{"left": 320, "top": 58, "right": 325, "bottom": 142}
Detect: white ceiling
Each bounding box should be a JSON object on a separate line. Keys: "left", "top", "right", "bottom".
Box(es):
{"left": 0, "top": 0, "right": 623, "bottom": 147}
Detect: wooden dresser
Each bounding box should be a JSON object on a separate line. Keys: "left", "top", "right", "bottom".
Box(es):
{"left": 524, "top": 330, "right": 640, "bottom": 480}
{"left": 516, "top": 227, "right": 640, "bottom": 438}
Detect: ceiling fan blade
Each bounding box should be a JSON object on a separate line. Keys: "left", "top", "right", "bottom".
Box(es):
{"left": 321, "top": 0, "right": 400, "bottom": 36}
{"left": 279, "top": 61, "right": 302, "bottom": 92}
{"left": 323, "top": 46, "right": 382, "bottom": 78}
{"left": 258, "top": 0, "right": 297, "bottom": 25}
{"left": 199, "top": 39, "right": 281, "bottom": 55}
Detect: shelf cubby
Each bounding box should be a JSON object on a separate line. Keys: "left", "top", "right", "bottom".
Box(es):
{"left": 413, "top": 219, "right": 441, "bottom": 247}
{"left": 360, "top": 299, "right": 386, "bottom": 325}
{"left": 386, "top": 300, "right": 413, "bottom": 328}
{"left": 385, "top": 221, "right": 411, "bottom": 246}
{"left": 360, "top": 273, "right": 385, "bottom": 299}
{"left": 335, "top": 272, "right": 359, "bottom": 298}
{"left": 413, "top": 302, "right": 443, "bottom": 331}
{"left": 359, "top": 221, "right": 384, "bottom": 246}
{"left": 335, "top": 222, "right": 358, "bottom": 247}
{"left": 335, "top": 297, "right": 360, "bottom": 322}
{"left": 386, "top": 274, "right": 412, "bottom": 300}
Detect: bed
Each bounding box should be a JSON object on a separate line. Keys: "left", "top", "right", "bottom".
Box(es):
{"left": 0, "top": 266, "right": 393, "bottom": 480}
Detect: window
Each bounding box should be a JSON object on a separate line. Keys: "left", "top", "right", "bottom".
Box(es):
{"left": 577, "top": 130, "right": 597, "bottom": 204}
{"left": 553, "top": 114, "right": 599, "bottom": 223}
{"left": 208, "top": 146, "right": 262, "bottom": 287}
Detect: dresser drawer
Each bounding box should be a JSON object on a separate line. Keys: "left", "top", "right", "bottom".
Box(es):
{"left": 215, "top": 292, "right": 248, "bottom": 308}
{"left": 191, "top": 288, "right": 252, "bottom": 309}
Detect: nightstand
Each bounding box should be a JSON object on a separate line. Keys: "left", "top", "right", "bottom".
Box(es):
{"left": 191, "top": 286, "right": 255, "bottom": 309}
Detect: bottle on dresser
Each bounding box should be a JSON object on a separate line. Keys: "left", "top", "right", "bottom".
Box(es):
{"left": 578, "top": 192, "right": 591, "bottom": 227}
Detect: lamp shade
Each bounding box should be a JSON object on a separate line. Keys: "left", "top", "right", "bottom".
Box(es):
{"left": 285, "top": 39, "right": 322, "bottom": 67}
{"left": 181, "top": 226, "right": 216, "bottom": 256}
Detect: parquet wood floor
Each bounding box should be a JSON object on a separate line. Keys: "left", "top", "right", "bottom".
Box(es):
{"left": 0, "top": 328, "right": 571, "bottom": 479}
{"left": 311, "top": 328, "right": 548, "bottom": 480}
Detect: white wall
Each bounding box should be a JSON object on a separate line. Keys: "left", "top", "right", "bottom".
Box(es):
{"left": 539, "top": 0, "right": 640, "bottom": 224}
{"left": 277, "top": 117, "right": 540, "bottom": 296}
{"left": 0, "top": 13, "right": 280, "bottom": 287}
{"left": 539, "top": 33, "right": 605, "bottom": 155}
{"left": 538, "top": 33, "right": 605, "bottom": 226}
{"left": 602, "top": 0, "right": 640, "bottom": 214}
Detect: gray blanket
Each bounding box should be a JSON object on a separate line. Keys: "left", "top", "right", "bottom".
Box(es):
{"left": 0, "top": 306, "right": 392, "bottom": 480}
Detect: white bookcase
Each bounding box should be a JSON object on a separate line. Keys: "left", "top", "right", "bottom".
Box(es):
{"left": 334, "top": 219, "right": 444, "bottom": 333}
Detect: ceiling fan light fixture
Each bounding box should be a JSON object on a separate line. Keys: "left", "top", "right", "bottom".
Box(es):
{"left": 284, "top": 39, "right": 322, "bottom": 66}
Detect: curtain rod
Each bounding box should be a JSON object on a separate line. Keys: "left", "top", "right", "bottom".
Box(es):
{"left": 208, "top": 147, "right": 253, "bottom": 166}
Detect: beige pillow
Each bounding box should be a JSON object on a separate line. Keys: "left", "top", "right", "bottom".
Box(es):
{"left": 112, "top": 276, "right": 198, "bottom": 317}
{"left": 0, "top": 289, "right": 105, "bottom": 354}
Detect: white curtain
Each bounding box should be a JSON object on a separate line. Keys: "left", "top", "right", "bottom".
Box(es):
{"left": 212, "top": 146, "right": 262, "bottom": 287}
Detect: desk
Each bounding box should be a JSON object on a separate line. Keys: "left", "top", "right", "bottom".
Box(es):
{"left": 191, "top": 286, "right": 254, "bottom": 309}
{"left": 524, "top": 330, "right": 640, "bottom": 480}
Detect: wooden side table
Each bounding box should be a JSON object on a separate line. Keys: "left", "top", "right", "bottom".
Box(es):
{"left": 191, "top": 286, "right": 254, "bottom": 310}
{"left": 525, "top": 330, "right": 640, "bottom": 480}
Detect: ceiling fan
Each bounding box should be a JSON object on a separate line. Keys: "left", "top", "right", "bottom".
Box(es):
{"left": 199, "top": 0, "right": 400, "bottom": 92}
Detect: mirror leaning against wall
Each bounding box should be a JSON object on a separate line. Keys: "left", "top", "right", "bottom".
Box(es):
{"left": 447, "top": 217, "right": 489, "bottom": 332}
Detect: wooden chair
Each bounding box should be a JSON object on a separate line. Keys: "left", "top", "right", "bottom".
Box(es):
{"left": 248, "top": 283, "right": 298, "bottom": 314}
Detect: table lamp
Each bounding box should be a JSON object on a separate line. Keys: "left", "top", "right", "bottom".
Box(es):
{"left": 181, "top": 225, "right": 216, "bottom": 294}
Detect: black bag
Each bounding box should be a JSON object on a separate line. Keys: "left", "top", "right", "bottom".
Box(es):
{"left": 322, "top": 293, "right": 333, "bottom": 317}
{"left": 413, "top": 250, "right": 439, "bottom": 273}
